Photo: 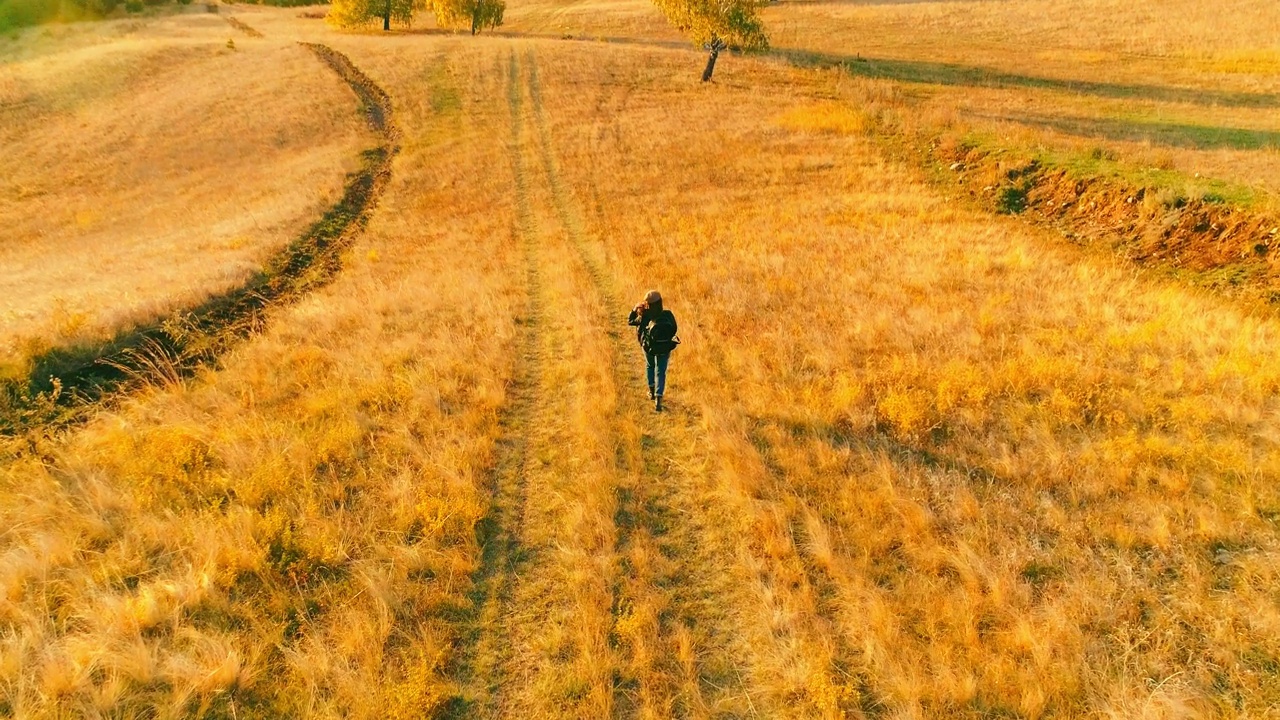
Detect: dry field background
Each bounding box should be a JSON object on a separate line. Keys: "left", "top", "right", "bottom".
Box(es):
{"left": 2, "top": 0, "right": 1280, "bottom": 718}
{"left": 759, "top": 0, "right": 1280, "bottom": 206}
{"left": 503, "top": 0, "right": 1280, "bottom": 202}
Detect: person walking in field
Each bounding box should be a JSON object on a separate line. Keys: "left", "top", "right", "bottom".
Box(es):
{"left": 628, "top": 290, "right": 680, "bottom": 412}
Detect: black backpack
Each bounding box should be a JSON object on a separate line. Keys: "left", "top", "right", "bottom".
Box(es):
{"left": 643, "top": 311, "right": 680, "bottom": 354}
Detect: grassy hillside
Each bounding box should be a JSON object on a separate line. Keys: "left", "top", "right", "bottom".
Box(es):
{"left": 3, "top": 2, "right": 1280, "bottom": 718}
{"left": 0, "top": 14, "right": 368, "bottom": 378}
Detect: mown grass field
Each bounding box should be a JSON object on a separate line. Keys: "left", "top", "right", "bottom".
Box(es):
{"left": 3, "top": 1, "right": 1280, "bottom": 718}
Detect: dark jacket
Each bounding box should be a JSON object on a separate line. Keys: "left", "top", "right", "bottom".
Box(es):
{"left": 628, "top": 302, "right": 678, "bottom": 353}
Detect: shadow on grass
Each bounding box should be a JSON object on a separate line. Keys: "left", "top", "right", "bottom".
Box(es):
{"left": 751, "top": 412, "right": 1005, "bottom": 488}
{"left": 980, "top": 111, "right": 1280, "bottom": 151}
{"left": 781, "top": 49, "right": 1280, "bottom": 109}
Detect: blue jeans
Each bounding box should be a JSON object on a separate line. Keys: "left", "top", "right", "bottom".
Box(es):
{"left": 646, "top": 352, "right": 670, "bottom": 397}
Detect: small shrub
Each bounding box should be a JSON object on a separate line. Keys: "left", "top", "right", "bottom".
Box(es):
{"left": 996, "top": 184, "right": 1029, "bottom": 214}
{"left": 1145, "top": 187, "right": 1186, "bottom": 210}
{"left": 1089, "top": 146, "right": 1118, "bottom": 162}
{"left": 125, "top": 0, "right": 143, "bottom": 12}
{"left": 1151, "top": 152, "right": 1176, "bottom": 170}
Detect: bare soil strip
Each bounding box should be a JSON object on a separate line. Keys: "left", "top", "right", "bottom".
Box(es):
{"left": 225, "top": 16, "right": 264, "bottom": 38}
{"left": 524, "top": 51, "right": 774, "bottom": 717}
{"left": 0, "top": 43, "right": 396, "bottom": 438}
{"left": 445, "top": 51, "right": 544, "bottom": 719}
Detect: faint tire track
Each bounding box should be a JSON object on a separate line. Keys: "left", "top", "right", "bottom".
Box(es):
{"left": 444, "top": 52, "right": 544, "bottom": 719}
{"left": 450, "top": 50, "right": 624, "bottom": 719}
{"left": 746, "top": 425, "right": 886, "bottom": 718}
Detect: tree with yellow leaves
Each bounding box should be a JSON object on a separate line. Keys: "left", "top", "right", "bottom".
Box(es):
{"left": 425, "top": 0, "right": 504, "bottom": 35}
{"left": 328, "top": 0, "right": 420, "bottom": 31}
{"left": 652, "top": 0, "right": 768, "bottom": 81}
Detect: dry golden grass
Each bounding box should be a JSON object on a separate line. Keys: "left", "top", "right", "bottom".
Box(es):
{"left": 500, "top": 0, "right": 676, "bottom": 41}
{"left": 513, "top": 38, "right": 1280, "bottom": 716}
{"left": 760, "top": 0, "right": 1280, "bottom": 203}
{"left": 0, "top": 12, "right": 368, "bottom": 373}
{"left": 2, "top": 32, "right": 524, "bottom": 716}
{"left": 4, "top": 2, "right": 1280, "bottom": 718}
{"left": 490, "top": 0, "right": 1280, "bottom": 202}
{"left": 765, "top": 0, "right": 1280, "bottom": 62}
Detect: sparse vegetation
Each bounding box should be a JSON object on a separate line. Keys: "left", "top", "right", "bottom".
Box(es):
{"left": 5, "top": 1, "right": 1280, "bottom": 718}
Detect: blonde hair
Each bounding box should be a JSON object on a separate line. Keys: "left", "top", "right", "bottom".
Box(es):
{"left": 645, "top": 290, "right": 662, "bottom": 304}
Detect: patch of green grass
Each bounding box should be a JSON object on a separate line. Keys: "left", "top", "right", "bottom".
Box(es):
{"left": 1044, "top": 147, "right": 1262, "bottom": 207}
{"left": 1174, "top": 262, "right": 1269, "bottom": 292}
{"left": 422, "top": 57, "right": 462, "bottom": 116}
{"left": 0, "top": 0, "right": 58, "bottom": 32}
{"left": 957, "top": 130, "right": 1265, "bottom": 210}
{"left": 430, "top": 81, "right": 460, "bottom": 114}
{"left": 411, "top": 58, "right": 463, "bottom": 148}
{"left": 996, "top": 184, "right": 1028, "bottom": 214}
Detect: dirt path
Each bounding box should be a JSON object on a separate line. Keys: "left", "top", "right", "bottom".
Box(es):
{"left": 525, "top": 49, "right": 893, "bottom": 717}
{"left": 2, "top": 43, "right": 395, "bottom": 438}
{"left": 449, "top": 46, "right": 775, "bottom": 719}
{"left": 523, "top": 49, "right": 805, "bottom": 718}
{"left": 225, "top": 16, "right": 264, "bottom": 38}
{"left": 444, "top": 52, "right": 548, "bottom": 718}
{"left": 450, "top": 50, "right": 628, "bottom": 719}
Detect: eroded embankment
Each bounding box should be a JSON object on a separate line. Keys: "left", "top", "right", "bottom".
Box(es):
{"left": 225, "top": 16, "right": 264, "bottom": 38}
{"left": 780, "top": 52, "right": 1280, "bottom": 307}
{"left": 0, "top": 43, "right": 397, "bottom": 437}
{"left": 930, "top": 142, "right": 1280, "bottom": 304}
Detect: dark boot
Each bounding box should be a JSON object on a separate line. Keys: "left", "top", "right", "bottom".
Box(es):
{"left": 648, "top": 386, "right": 656, "bottom": 401}
{"left": 654, "top": 395, "right": 663, "bottom": 412}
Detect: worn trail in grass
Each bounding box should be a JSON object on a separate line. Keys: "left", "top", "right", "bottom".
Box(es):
{"left": 445, "top": 52, "right": 547, "bottom": 719}
{"left": 525, "top": 47, "right": 874, "bottom": 718}
{"left": 524, "top": 50, "right": 756, "bottom": 717}
{"left": 452, "top": 49, "right": 627, "bottom": 718}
